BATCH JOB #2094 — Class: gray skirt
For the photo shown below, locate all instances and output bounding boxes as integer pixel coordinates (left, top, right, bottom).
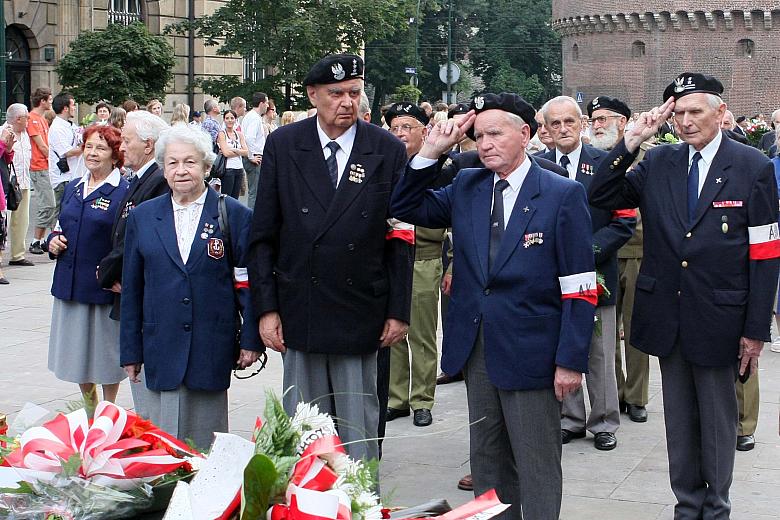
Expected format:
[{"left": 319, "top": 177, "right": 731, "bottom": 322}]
[
  {"left": 145, "top": 386, "right": 228, "bottom": 451},
  {"left": 48, "top": 298, "right": 127, "bottom": 385}
]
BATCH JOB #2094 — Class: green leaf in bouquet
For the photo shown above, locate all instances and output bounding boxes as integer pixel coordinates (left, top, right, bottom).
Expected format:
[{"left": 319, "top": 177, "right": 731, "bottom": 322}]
[
  {"left": 255, "top": 391, "right": 299, "bottom": 458},
  {"left": 0, "top": 480, "right": 36, "bottom": 494},
  {"left": 241, "top": 453, "right": 278, "bottom": 520},
  {"left": 61, "top": 453, "right": 83, "bottom": 478}
]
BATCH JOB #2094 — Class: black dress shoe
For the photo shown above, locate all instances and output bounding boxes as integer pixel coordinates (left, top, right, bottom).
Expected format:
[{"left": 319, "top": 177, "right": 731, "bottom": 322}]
[
  {"left": 413, "top": 408, "right": 433, "bottom": 427},
  {"left": 736, "top": 434, "right": 755, "bottom": 451},
  {"left": 385, "top": 407, "right": 410, "bottom": 422},
  {"left": 436, "top": 372, "right": 464, "bottom": 385},
  {"left": 9, "top": 259, "right": 34, "bottom": 266},
  {"left": 594, "top": 432, "right": 617, "bottom": 451},
  {"left": 561, "top": 429, "right": 586, "bottom": 444},
  {"left": 627, "top": 404, "right": 648, "bottom": 423},
  {"left": 618, "top": 400, "right": 628, "bottom": 414},
  {"left": 29, "top": 241, "right": 45, "bottom": 255},
  {"left": 0, "top": 277, "right": 8, "bottom": 285}
]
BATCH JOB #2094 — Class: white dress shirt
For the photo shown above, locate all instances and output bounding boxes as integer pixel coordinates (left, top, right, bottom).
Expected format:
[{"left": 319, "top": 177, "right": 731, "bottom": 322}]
[
  {"left": 316, "top": 119, "right": 357, "bottom": 187},
  {"left": 48, "top": 116, "right": 82, "bottom": 186},
  {"left": 688, "top": 130, "right": 723, "bottom": 196},
  {"left": 172, "top": 188, "right": 208, "bottom": 264},
  {"left": 242, "top": 109, "right": 266, "bottom": 156},
  {"left": 133, "top": 158, "right": 157, "bottom": 180},
  {"left": 555, "top": 143, "right": 583, "bottom": 181},
  {"left": 492, "top": 157, "right": 531, "bottom": 227}
]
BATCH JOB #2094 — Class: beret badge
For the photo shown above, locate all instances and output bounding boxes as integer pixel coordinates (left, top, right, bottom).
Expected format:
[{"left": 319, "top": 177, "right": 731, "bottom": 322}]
[{"left": 474, "top": 96, "right": 485, "bottom": 110}]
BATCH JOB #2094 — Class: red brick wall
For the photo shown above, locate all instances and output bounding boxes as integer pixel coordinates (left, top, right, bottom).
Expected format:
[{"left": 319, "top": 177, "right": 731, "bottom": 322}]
[{"left": 552, "top": 4, "right": 780, "bottom": 116}]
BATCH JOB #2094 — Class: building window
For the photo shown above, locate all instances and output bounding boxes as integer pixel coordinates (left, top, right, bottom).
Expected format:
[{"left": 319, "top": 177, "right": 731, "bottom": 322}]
[
  {"left": 244, "top": 53, "right": 266, "bottom": 82},
  {"left": 737, "top": 39, "right": 755, "bottom": 58},
  {"left": 631, "top": 41, "right": 646, "bottom": 58},
  {"left": 572, "top": 44, "right": 579, "bottom": 61},
  {"left": 109, "top": 0, "right": 142, "bottom": 25}
]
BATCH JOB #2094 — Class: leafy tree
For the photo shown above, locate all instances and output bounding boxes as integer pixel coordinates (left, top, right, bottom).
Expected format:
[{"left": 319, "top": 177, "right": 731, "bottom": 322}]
[
  {"left": 167, "top": 0, "right": 414, "bottom": 109},
  {"left": 391, "top": 84, "right": 423, "bottom": 103},
  {"left": 56, "top": 23, "right": 175, "bottom": 105}
]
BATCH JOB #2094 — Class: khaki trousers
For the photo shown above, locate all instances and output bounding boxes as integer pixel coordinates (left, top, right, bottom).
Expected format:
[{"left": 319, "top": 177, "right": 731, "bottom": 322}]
[
  {"left": 389, "top": 258, "right": 442, "bottom": 411},
  {"left": 615, "top": 257, "right": 650, "bottom": 406},
  {"left": 9, "top": 189, "right": 31, "bottom": 261},
  {"left": 736, "top": 373, "right": 759, "bottom": 436}
]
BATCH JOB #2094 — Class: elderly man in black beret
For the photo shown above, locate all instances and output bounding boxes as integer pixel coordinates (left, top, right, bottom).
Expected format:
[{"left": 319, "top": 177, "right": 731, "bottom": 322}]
[
  {"left": 589, "top": 73, "right": 780, "bottom": 519},
  {"left": 392, "top": 92, "right": 597, "bottom": 519},
  {"left": 248, "top": 54, "right": 414, "bottom": 462}
]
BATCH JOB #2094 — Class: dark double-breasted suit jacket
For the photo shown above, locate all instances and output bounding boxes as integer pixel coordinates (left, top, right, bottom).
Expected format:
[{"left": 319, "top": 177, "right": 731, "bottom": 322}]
[
  {"left": 589, "top": 134, "right": 780, "bottom": 366},
  {"left": 541, "top": 145, "right": 637, "bottom": 306},
  {"left": 391, "top": 161, "right": 596, "bottom": 390},
  {"left": 119, "top": 187, "right": 262, "bottom": 391},
  {"left": 248, "top": 117, "right": 414, "bottom": 355},
  {"left": 97, "top": 162, "right": 170, "bottom": 318}
]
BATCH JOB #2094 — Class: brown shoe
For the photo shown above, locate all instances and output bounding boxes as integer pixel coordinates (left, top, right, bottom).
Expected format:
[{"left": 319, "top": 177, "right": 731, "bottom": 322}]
[
  {"left": 457, "top": 474, "right": 473, "bottom": 491},
  {"left": 436, "top": 372, "right": 464, "bottom": 385}
]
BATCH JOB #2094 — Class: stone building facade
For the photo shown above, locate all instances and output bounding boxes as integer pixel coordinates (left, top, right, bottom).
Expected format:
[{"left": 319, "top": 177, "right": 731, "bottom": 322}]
[
  {"left": 3, "top": 0, "right": 243, "bottom": 118},
  {"left": 551, "top": 2, "right": 780, "bottom": 116}
]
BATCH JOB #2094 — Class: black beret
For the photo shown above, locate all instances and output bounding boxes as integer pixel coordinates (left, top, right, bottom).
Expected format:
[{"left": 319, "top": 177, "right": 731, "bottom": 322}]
[
  {"left": 663, "top": 72, "right": 724, "bottom": 102},
  {"left": 466, "top": 92, "right": 537, "bottom": 140},
  {"left": 448, "top": 103, "right": 471, "bottom": 119},
  {"left": 385, "top": 102, "right": 430, "bottom": 127},
  {"left": 587, "top": 96, "right": 631, "bottom": 119},
  {"left": 736, "top": 115, "right": 747, "bottom": 124},
  {"left": 303, "top": 53, "right": 363, "bottom": 86}
]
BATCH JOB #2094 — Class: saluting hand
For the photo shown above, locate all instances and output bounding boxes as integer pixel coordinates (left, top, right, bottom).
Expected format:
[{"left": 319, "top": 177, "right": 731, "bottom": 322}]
[
  {"left": 259, "top": 311, "right": 286, "bottom": 353},
  {"left": 738, "top": 336, "right": 763, "bottom": 377},
  {"left": 624, "top": 97, "right": 675, "bottom": 154},
  {"left": 417, "top": 111, "right": 477, "bottom": 161},
  {"left": 554, "top": 366, "right": 583, "bottom": 402},
  {"left": 380, "top": 318, "right": 409, "bottom": 347}
]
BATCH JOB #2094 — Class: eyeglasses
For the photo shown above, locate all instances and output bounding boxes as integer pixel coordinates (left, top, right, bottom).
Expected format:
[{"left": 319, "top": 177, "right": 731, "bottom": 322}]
[
  {"left": 588, "top": 115, "right": 623, "bottom": 125},
  {"left": 389, "top": 123, "right": 424, "bottom": 134}
]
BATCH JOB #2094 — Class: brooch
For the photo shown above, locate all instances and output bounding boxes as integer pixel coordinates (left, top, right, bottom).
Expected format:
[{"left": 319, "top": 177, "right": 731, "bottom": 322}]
[
  {"left": 348, "top": 164, "right": 366, "bottom": 184},
  {"left": 201, "top": 222, "right": 215, "bottom": 239},
  {"left": 207, "top": 237, "right": 224, "bottom": 259},
  {"left": 523, "top": 232, "right": 544, "bottom": 248}
]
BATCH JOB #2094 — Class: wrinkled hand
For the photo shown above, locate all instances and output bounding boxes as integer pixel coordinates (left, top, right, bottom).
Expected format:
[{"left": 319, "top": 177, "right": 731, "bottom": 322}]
[
  {"left": 441, "top": 273, "right": 453, "bottom": 296},
  {"left": 1, "top": 127, "right": 15, "bottom": 147},
  {"left": 259, "top": 312, "right": 285, "bottom": 353},
  {"left": 109, "top": 282, "right": 122, "bottom": 294},
  {"left": 554, "top": 366, "right": 582, "bottom": 402},
  {"left": 237, "top": 349, "right": 260, "bottom": 369},
  {"left": 380, "top": 318, "right": 409, "bottom": 347},
  {"left": 250, "top": 156, "right": 262, "bottom": 166},
  {"left": 625, "top": 97, "right": 675, "bottom": 153},
  {"left": 49, "top": 235, "right": 68, "bottom": 256},
  {"left": 418, "top": 111, "right": 477, "bottom": 160},
  {"left": 738, "top": 336, "right": 763, "bottom": 377},
  {"left": 124, "top": 363, "right": 142, "bottom": 383}
]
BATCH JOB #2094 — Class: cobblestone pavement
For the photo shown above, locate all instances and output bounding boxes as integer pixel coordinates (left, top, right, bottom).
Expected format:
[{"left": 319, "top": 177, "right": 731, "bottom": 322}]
[{"left": 1, "top": 255, "right": 778, "bottom": 519}]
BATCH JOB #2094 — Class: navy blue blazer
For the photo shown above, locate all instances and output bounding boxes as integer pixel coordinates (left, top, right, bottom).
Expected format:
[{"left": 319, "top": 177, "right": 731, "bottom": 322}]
[
  {"left": 589, "top": 135, "right": 780, "bottom": 366},
  {"left": 540, "top": 144, "right": 636, "bottom": 306},
  {"left": 391, "top": 161, "right": 596, "bottom": 390},
  {"left": 49, "top": 174, "right": 129, "bottom": 305},
  {"left": 119, "top": 187, "right": 262, "bottom": 392}
]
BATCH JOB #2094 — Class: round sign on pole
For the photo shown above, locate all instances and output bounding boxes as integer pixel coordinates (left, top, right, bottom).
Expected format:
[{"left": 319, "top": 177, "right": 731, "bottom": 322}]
[{"left": 439, "top": 63, "right": 461, "bottom": 85}]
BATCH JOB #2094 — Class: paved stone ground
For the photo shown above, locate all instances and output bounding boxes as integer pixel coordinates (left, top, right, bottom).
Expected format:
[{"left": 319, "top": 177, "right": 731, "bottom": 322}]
[{"left": 1, "top": 254, "right": 779, "bottom": 519}]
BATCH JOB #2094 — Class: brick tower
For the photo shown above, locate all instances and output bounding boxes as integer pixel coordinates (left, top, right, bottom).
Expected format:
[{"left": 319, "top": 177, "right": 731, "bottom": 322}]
[{"left": 551, "top": 2, "right": 780, "bottom": 116}]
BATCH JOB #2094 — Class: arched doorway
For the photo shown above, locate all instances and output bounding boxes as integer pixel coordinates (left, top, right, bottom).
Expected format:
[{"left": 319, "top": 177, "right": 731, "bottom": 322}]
[{"left": 6, "top": 25, "right": 31, "bottom": 107}]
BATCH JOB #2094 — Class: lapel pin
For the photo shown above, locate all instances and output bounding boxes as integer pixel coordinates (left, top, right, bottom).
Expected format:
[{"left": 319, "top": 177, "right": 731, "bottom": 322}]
[
  {"left": 201, "top": 233, "right": 209, "bottom": 239},
  {"left": 523, "top": 206, "right": 530, "bottom": 213},
  {"left": 716, "top": 178, "right": 722, "bottom": 183}
]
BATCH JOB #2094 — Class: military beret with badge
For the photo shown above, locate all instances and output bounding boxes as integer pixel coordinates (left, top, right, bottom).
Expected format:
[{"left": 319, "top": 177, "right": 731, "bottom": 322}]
[
  {"left": 303, "top": 53, "right": 364, "bottom": 86},
  {"left": 447, "top": 102, "right": 471, "bottom": 119},
  {"left": 466, "top": 92, "right": 538, "bottom": 140},
  {"left": 663, "top": 72, "right": 724, "bottom": 102},
  {"left": 385, "top": 102, "right": 430, "bottom": 127},
  {"left": 587, "top": 96, "right": 631, "bottom": 119}
]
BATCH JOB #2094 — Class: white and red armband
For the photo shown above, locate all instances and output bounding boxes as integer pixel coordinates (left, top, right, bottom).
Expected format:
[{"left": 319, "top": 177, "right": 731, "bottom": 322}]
[
  {"left": 233, "top": 267, "right": 249, "bottom": 289},
  {"left": 748, "top": 223, "right": 780, "bottom": 260},
  {"left": 386, "top": 218, "right": 415, "bottom": 245},
  {"left": 559, "top": 272, "right": 598, "bottom": 305},
  {"left": 612, "top": 209, "right": 637, "bottom": 219}
]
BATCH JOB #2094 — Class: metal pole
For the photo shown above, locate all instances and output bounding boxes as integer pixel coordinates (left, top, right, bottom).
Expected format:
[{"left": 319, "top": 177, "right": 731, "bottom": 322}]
[
  {"left": 414, "top": 0, "right": 421, "bottom": 87},
  {"left": 187, "top": 0, "right": 195, "bottom": 112},
  {"left": 0, "top": 1, "right": 6, "bottom": 122},
  {"left": 446, "top": 0, "right": 452, "bottom": 103}
]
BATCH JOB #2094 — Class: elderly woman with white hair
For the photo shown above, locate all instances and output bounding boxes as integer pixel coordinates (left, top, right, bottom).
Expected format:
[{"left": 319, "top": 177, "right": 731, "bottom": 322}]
[
  {"left": 119, "top": 124, "right": 262, "bottom": 448},
  {"left": 1, "top": 104, "right": 33, "bottom": 274}
]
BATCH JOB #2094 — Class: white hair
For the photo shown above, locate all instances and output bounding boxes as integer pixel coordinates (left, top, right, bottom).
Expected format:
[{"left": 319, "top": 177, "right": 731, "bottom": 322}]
[
  {"left": 358, "top": 92, "right": 371, "bottom": 117},
  {"left": 705, "top": 94, "right": 724, "bottom": 110},
  {"left": 772, "top": 108, "right": 780, "bottom": 122},
  {"left": 541, "top": 96, "right": 582, "bottom": 119},
  {"left": 504, "top": 111, "right": 529, "bottom": 131},
  {"left": 127, "top": 110, "right": 169, "bottom": 142},
  {"left": 155, "top": 124, "right": 216, "bottom": 168},
  {"left": 6, "top": 103, "right": 28, "bottom": 122}
]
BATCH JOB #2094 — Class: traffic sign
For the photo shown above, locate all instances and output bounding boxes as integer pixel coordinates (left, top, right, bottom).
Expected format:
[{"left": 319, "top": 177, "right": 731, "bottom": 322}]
[
  {"left": 439, "top": 63, "right": 461, "bottom": 85},
  {"left": 576, "top": 91, "right": 584, "bottom": 103},
  {"left": 405, "top": 67, "right": 417, "bottom": 74}
]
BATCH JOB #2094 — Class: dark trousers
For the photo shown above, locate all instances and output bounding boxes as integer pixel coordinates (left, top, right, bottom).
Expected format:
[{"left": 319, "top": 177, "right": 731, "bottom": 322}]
[
  {"left": 221, "top": 168, "right": 244, "bottom": 199},
  {"left": 659, "top": 344, "right": 738, "bottom": 520},
  {"left": 376, "top": 346, "right": 390, "bottom": 458}
]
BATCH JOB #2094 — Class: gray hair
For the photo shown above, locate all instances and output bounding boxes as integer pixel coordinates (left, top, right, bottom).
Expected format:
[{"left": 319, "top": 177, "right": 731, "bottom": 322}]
[
  {"left": 541, "top": 96, "right": 582, "bottom": 120},
  {"left": 127, "top": 110, "right": 169, "bottom": 142},
  {"left": 504, "top": 111, "right": 530, "bottom": 132},
  {"left": 204, "top": 98, "right": 218, "bottom": 113},
  {"left": 155, "top": 123, "right": 216, "bottom": 169},
  {"left": 358, "top": 92, "right": 371, "bottom": 118},
  {"left": 705, "top": 94, "right": 724, "bottom": 110},
  {"left": 6, "top": 103, "right": 28, "bottom": 122}
]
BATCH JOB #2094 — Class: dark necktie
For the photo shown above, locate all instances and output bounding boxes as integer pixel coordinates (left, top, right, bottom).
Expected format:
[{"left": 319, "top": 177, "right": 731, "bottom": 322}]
[
  {"left": 325, "top": 141, "right": 340, "bottom": 188},
  {"left": 559, "top": 154, "right": 570, "bottom": 171},
  {"left": 489, "top": 179, "right": 510, "bottom": 272},
  {"left": 687, "top": 152, "right": 701, "bottom": 223},
  {"left": 128, "top": 174, "right": 138, "bottom": 187}
]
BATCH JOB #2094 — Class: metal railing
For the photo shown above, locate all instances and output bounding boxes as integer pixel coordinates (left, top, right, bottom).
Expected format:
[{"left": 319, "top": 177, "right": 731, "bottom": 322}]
[{"left": 108, "top": 9, "right": 141, "bottom": 25}]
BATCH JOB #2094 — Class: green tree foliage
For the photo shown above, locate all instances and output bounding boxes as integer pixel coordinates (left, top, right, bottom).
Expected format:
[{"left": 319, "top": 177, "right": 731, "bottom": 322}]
[
  {"left": 56, "top": 23, "right": 175, "bottom": 105},
  {"left": 391, "top": 84, "right": 423, "bottom": 103},
  {"left": 168, "top": 0, "right": 414, "bottom": 108}
]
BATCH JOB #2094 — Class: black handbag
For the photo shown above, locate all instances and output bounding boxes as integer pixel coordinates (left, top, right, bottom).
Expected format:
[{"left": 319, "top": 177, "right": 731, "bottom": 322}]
[
  {"left": 5, "top": 163, "right": 21, "bottom": 212},
  {"left": 217, "top": 194, "right": 266, "bottom": 378},
  {"left": 211, "top": 135, "right": 227, "bottom": 179}
]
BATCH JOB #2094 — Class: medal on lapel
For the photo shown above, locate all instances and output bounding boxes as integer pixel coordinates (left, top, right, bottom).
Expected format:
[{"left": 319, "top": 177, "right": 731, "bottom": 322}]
[
  {"left": 201, "top": 223, "right": 214, "bottom": 239},
  {"left": 208, "top": 237, "right": 225, "bottom": 259},
  {"left": 121, "top": 200, "right": 134, "bottom": 219},
  {"left": 523, "top": 232, "right": 544, "bottom": 248},
  {"left": 580, "top": 163, "right": 594, "bottom": 176},
  {"left": 91, "top": 197, "right": 111, "bottom": 211},
  {"left": 348, "top": 164, "right": 366, "bottom": 184}
]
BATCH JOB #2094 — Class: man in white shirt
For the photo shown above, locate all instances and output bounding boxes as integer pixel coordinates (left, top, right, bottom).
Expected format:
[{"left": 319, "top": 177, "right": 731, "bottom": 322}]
[
  {"left": 241, "top": 92, "right": 268, "bottom": 210},
  {"left": 48, "top": 92, "right": 82, "bottom": 210}
]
